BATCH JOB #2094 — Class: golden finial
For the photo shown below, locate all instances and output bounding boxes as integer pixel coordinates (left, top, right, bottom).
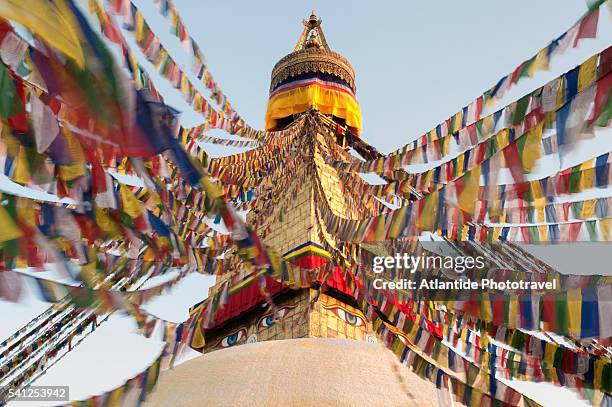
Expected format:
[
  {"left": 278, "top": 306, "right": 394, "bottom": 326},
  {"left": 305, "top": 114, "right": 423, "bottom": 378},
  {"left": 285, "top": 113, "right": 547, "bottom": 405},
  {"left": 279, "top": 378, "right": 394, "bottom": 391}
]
[
  {"left": 305, "top": 12, "right": 320, "bottom": 29},
  {"left": 295, "top": 12, "right": 328, "bottom": 51},
  {"left": 274, "top": 12, "right": 355, "bottom": 93}
]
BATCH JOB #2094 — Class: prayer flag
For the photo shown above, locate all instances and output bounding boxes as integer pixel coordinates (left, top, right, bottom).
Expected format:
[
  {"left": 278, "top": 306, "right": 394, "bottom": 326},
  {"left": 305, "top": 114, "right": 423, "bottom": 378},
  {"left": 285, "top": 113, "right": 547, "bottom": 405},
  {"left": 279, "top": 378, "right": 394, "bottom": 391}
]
[{"left": 0, "top": 0, "right": 85, "bottom": 67}]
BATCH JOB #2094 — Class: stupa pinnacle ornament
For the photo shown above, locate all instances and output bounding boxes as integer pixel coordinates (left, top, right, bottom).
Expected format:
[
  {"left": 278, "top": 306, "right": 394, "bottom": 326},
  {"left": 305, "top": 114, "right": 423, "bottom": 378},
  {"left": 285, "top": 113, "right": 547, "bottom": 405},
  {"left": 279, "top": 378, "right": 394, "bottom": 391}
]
[
  {"left": 294, "top": 12, "right": 330, "bottom": 51},
  {"left": 266, "top": 13, "right": 361, "bottom": 133}
]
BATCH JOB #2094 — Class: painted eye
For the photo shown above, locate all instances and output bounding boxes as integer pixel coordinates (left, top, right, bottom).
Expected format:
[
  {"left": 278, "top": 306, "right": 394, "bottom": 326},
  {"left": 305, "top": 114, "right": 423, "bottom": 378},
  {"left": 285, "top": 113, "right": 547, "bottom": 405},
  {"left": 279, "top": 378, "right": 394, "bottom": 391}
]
[
  {"left": 396, "top": 333, "right": 411, "bottom": 347},
  {"left": 220, "top": 328, "right": 246, "bottom": 347},
  {"left": 257, "top": 306, "right": 294, "bottom": 329},
  {"left": 325, "top": 306, "right": 365, "bottom": 327},
  {"left": 386, "top": 324, "right": 412, "bottom": 347},
  {"left": 260, "top": 315, "right": 275, "bottom": 328}
]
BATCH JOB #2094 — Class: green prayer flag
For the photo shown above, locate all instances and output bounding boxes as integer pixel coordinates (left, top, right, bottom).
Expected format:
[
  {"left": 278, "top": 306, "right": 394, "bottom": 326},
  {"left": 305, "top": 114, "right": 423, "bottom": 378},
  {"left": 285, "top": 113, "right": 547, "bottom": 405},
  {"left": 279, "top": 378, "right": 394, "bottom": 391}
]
[
  {"left": 554, "top": 292, "right": 569, "bottom": 335},
  {"left": 569, "top": 167, "right": 582, "bottom": 193},
  {"left": 0, "top": 62, "right": 18, "bottom": 119},
  {"left": 512, "top": 95, "right": 530, "bottom": 125},
  {"left": 585, "top": 220, "right": 598, "bottom": 241},
  {"left": 517, "top": 56, "right": 536, "bottom": 81}
]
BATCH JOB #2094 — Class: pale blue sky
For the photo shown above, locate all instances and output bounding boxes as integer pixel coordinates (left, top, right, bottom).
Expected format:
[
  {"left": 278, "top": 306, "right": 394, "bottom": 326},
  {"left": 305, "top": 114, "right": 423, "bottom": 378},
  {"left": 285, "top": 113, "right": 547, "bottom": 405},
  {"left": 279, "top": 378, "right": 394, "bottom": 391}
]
[
  {"left": 152, "top": 0, "right": 612, "bottom": 153},
  {"left": 1, "top": 2, "right": 611, "bottom": 406}
]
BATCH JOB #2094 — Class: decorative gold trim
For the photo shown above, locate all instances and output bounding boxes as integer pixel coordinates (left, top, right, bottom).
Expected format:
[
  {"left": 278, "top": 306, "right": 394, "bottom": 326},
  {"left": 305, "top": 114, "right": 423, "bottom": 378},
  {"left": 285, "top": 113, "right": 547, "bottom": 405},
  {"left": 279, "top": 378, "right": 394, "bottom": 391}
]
[
  {"left": 270, "top": 13, "right": 356, "bottom": 94},
  {"left": 270, "top": 49, "right": 356, "bottom": 93}
]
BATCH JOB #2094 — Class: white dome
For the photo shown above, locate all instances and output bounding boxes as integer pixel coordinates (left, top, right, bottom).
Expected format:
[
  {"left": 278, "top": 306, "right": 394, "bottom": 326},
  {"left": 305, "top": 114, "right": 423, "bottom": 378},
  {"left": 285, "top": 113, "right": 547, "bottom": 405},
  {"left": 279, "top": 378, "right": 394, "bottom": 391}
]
[{"left": 145, "top": 338, "right": 442, "bottom": 407}]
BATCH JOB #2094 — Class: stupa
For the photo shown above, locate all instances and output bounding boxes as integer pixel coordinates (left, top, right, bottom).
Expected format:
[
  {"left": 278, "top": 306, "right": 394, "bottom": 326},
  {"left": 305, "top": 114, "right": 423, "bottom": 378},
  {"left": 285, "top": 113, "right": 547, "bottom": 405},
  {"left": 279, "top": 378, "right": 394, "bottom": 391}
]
[
  {"left": 192, "top": 12, "right": 393, "bottom": 353},
  {"left": 146, "top": 13, "right": 444, "bottom": 407}
]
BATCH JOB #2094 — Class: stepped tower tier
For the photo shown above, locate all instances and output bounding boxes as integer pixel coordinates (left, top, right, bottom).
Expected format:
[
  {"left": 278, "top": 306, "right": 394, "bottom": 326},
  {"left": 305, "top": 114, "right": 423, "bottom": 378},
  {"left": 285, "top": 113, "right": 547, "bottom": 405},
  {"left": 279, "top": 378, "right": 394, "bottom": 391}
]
[
  {"left": 265, "top": 13, "right": 362, "bottom": 134},
  {"left": 195, "top": 15, "right": 385, "bottom": 354}
]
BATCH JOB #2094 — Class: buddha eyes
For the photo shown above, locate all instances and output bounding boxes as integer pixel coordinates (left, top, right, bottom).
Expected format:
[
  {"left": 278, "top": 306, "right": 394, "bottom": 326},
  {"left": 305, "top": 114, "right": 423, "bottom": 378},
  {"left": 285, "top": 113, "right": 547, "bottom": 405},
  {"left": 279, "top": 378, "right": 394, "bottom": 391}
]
[
  {"left": 323, "top": 305, "right": 365, "bottom": 327},
  {"left": 259, "top": 315, "right": 276, "bottom": 328},
  {"left": 257, "top": 306, "right": 294, "bottom": 328},
  {"left": 395, "top": 332, "right": 411, "bottom": 347},
  {"left": 385, "top": 324, "right": 412, "bottom": 347},
  {"left": 214, "top": 306, "right": 297, "bottom": 348},
  {"left": 220, "top": 328, "right": 247, "bottom": 348}
]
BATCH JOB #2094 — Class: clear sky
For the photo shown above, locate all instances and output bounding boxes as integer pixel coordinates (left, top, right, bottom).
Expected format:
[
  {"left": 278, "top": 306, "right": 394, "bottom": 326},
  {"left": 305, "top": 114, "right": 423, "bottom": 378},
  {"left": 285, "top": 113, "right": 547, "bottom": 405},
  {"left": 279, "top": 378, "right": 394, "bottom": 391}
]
[
  {"left": 155, "top": 0, "right": 612, "bottom": 153},
  {"left": 1, "top": 2, "right": 611, "bottom": 406}
]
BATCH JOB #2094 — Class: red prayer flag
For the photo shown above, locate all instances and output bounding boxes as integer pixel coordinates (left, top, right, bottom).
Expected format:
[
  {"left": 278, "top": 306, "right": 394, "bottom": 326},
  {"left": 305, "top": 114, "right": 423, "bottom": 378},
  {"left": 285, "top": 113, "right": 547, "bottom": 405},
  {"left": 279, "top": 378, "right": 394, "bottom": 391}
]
[
  {"left": 475, "top": 96, "right": 483, "bottom": 121},
  {"left": 574, "top": 8, "right": 599, "bottom": 47},
  {"left": 590, "top": 72, "right": 611, "bottom": 125},
  {"left": 599, "top": 45, "right": 612, "bottom": 79},
  {"left": 542, "top": 294, "right": 557, "bottom": 331},
  {"left": 502, "top": 143, "right": 528, "bottom": 198},
  {"left": 511, "top": 61, "right": 528, "bottom": 84},
  {"left": 568, "top": 222, "right": 582, "bottom": 241}
]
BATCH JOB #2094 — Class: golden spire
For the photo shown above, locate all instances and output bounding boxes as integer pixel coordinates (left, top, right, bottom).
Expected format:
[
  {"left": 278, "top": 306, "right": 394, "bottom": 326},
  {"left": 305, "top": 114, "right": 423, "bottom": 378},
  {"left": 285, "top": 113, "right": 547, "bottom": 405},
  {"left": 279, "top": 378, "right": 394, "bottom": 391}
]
[
  {"left": 293, "top": 12, "right": 329, "bottom": 51},
  {"left": 270, "top": 13, "right": 356, "bottom": 94}
]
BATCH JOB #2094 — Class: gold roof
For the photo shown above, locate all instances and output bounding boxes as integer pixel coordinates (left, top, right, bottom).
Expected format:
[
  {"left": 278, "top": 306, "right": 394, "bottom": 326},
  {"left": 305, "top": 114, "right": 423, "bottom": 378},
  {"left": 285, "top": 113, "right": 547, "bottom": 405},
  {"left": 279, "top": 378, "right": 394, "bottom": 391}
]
[{"left": 270, "top": 13, "right": 356, "bottom": 94}]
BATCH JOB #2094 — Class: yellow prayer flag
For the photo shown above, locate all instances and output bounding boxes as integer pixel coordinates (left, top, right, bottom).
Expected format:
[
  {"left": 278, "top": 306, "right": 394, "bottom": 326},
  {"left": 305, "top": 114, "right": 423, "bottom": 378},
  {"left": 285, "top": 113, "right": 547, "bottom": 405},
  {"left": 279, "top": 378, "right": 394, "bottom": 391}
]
[
  {"left": 581, "top": 199, "right": 597, "bottom": 219},
  {"left": 0, "top": 205, "right": 22, "bottom": 243},
  {"left": 441, "top": 135, "right": 451, "bottom": 155},
  {"left": 388, "top": 204, "right": 407, "bottom": 239},
  {"left": 482, "top": 115, "right": 494, "bottom": 135},
  {"left": 594, "top": 357, "right": 610, "bottom": 391},
  {"left": 567, "top": 289, "right": 582, "bottom": 337},
  {"left": 105, "top": 387, "right": 125, "bottom": 407},
  {"left": 191, "top": 316, "right": 206, "bottom": 349},
  {"left": 12, "top": 147, "right": 30, "bottom": 185},
  {"left": 58, "top": 129, "right": 86, "bottom": 181},
  {"left": 600, "top": 219, "right": 611, "bottom": 241},
  {"left": 495, "top": 129, "right": 510, "bottom": 151},
  {"left": 154, "top": 48, "right": 168, "bottom": 70},
  {"left": 422, "top": 169, "right": 433, "bottom": 189},
  {"left": 543, "top": 342, "right": 557, "bottom": 365},
  {"left": 1, "top": 127, "right": 20, "bottom": 158},
  {"left": 129, "top": 53, "right": 143, "bottom": 88},
  {"left": 58, "top": 163, "right": 86, "bottom": 181},
  {"left": 373, "top": 215, "right": 386, "bottom": 241},
  {"left": 528, "top": 48, "right": 550, "bottom": 76},
  {"left": 192, "top": 93, "right": 203, "bottom": 112},
  {"left": 201, "top": 177, "right": 223, "bottom": 200},
  {"left": 480, "top": 292, "right": 492, "bottom": 322},
  {"left": 416, "top": 190, "right": 438, "bottom": 231},
  {"left": 457, "top": 166, "right": 481, "bottom": 215},
  {"left": 459, "top": 225, "right": 469, "bottom": 241},
  {"left": 79, "top": 260, "right": 100, "bottom": 287},
  {"left": 470, "top": 388, "right": 484, "bottom": 406},
  {"left": 94, "top": 206, "right": 120, "bottom": 235},
  {"left": 578, "top": 55, "right": 598, "bottom": 93},
  {"left": 556, "top": 79, "right": 566, "bottom": 110},
  {"left": 134, "top": 10, "right": 145, "bottom": 42},
  {"left": 579, "top": 168, "right": 595, "bottom": 191},
  {"left": 492, "top": 227, "right": 503, "bottom": 242},
  {"left": 538, "top": 225, "right": 548, "bottom": 242},
  {"left": 16, "top": 197, "right": 36, "bottom": 227},
  {"left": 15, "top": 256, "right": 26, "bottom": 268},
  {"left": 120, "top": 185, "right": 144, "bottom": 218},
  {"left": 521, "top": 122, "right": 544, "bottom": 172},
  {"left": 453, "top": 110, "right": 463, "bottom": 132},
  {"left": 536, "top": 206, "right": 545, "bottom": 222},
  {"left": 0, "top": 0, "right": 86, "bottom": 67},
  {"left": 456, "top": 154, "right": 465, "bottom": 177},
  {"left": 508, "top": 296, "right": 518, "bottom": 329}
]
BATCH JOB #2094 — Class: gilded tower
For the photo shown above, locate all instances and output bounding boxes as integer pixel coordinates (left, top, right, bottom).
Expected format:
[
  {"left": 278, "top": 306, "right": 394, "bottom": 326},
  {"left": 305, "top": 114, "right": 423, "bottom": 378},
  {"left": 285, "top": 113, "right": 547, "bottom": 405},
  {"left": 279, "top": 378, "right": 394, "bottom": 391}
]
[{"left": 198, "top": 13, "right": 386, "bottom": 352}]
